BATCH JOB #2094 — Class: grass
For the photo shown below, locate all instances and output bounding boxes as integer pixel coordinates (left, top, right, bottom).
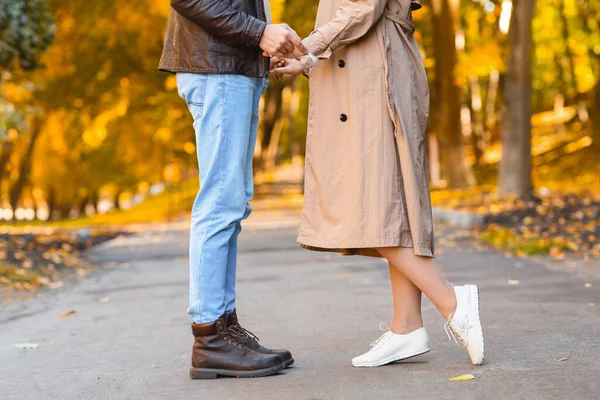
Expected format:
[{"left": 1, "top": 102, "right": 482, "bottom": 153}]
[
  {"left": 3, "top": 179, "right": 200, "bottom": 230},
  {"left": 480, "top": 225, "right": 575, "bottom": 256}
]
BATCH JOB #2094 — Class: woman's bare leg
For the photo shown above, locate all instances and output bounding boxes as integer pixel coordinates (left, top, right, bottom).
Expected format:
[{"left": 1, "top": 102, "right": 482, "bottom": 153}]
[
  {"left": 378, "top": 247, "right": 456, "bottom": 320},
  {"left": 388, "top": 263, "right": 424, "bottom": 334}
]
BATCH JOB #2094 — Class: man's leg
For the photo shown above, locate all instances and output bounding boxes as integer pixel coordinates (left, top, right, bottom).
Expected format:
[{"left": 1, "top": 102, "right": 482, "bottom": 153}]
[
  {"left": 219, "top": 79, "right": 295, "bottom": 368},
  {"left": 177, "top": 73, "right": 260, "bottom": 324},
  {"left": 223, "top": 77, "right": 269, "bottom": 313}
]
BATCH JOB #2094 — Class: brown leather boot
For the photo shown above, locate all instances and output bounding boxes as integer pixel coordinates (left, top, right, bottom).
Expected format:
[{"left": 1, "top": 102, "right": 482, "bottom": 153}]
[
  {"left": 227, "top": 310, "right": 295, "bottom": 367},
  {"left": 190, "top": 314, "right": 285, "bottom": 379}
]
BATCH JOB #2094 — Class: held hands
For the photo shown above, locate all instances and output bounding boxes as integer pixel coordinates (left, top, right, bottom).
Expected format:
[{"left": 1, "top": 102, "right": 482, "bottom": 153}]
[
  {"left": 260, "top": 23, "right": 307, "bottom": 80},
  {"left": 259, "top": 24, "right": 307, "bottom": 59},
  {"left": 269, "top": 58, "right": 303, "bottom": 81}
]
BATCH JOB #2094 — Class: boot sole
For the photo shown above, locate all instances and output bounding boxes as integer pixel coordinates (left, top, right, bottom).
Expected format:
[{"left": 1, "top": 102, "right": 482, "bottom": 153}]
[
  {"left": 352, "top": 347, "right": 431, "bottom": 368},
  {"left": 285, "top": 358, "right": 295, "bottom": 368},
  {"left": 189, "top": 363, "right": 285, "bottom": 379}
]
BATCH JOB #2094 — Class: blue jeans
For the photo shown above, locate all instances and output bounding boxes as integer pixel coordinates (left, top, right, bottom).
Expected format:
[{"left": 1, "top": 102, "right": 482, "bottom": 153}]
[{"left": 176, "top": 73, "right": 268, "bottom": 324}]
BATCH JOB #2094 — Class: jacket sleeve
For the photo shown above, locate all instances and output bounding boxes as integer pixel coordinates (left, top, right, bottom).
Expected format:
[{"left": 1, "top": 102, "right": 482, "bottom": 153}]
[
  {"left": 170, "top": 0, "right": 267, "bottom": 47},
  {"left": 302, "top": 0, "right": 388, "bottom": 59}
]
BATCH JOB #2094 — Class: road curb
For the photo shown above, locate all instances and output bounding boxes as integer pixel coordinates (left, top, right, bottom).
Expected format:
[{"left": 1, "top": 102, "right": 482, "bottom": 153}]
[{"left": 432, "top": 207, "right": 488, "bottom": 228}]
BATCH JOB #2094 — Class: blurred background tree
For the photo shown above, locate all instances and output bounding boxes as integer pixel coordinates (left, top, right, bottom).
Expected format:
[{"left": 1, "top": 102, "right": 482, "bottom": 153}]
[
  {"left": 1, "top": 0, "right": 600, "bottom": 224},
  {"left": 499, "top": 0, "right": 535, "bottom": 198},
  {"left": 0, "top": 0, "right": 54, "bottom": 72},
  {"left": 1, "top": 0, "right": 54, "bottom": 214}
]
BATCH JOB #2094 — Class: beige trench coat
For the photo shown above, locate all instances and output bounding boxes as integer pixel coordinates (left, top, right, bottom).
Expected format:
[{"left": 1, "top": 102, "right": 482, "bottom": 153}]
[{"left": 297, "top": 0, "right": 434, "bottom": 257}]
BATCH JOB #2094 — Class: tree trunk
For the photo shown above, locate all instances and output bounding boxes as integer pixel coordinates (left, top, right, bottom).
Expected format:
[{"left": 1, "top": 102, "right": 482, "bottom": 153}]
[
  {"left": 78, "top": 195, "right": 89, "bottom": 216},
  {"left": 58, "top": 202, "right": 72, "bottom": 219},
  {"left": 90, "top": 188, "right": 100, "bottom": 214},
  {"left": 430, "top": 0, "right": 475, "bottom": 188},
  {"left": 46, "top": 186, "right": 56, "bottom": 221},
  {"left": 553, "top": 54, "right": 567, "bottom": 97},
  {"left": 258, "top": 84, "right": 284, "bottom": 167},
  {"left": 0, "top": 141, "right": 12, "bottom": 176},
  {"left": 484, "top": 70, "right": 500, "bottom": 137},
  {"left": 499, "top": 0, "right": 535, "bottom": 198},
  {"left": 558, "top": 0, "right": 578, "bottom": 101},
  {"left": 264, "top": 123, "right": 282, "bottom": 171},
  {"left": 469, "top": 76, "right": 484, "bottom": 166},
  {"left": 0, "top": 141, "right": 12, "bottom": 200},
  {"left": 575, "top": 0, "right": 600, "bottom": 145},
  {"left": 591, "top": 79, "right": 600, "bottom": 147},
  {"left": 113, "top": 189, "right": 122, "bottom": 210},
  {"left": 9, "top": 118, "right": 42, "bottom": 216}
]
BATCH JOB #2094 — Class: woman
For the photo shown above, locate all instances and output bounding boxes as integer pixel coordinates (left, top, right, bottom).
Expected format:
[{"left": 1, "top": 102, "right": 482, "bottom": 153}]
[{"left": 271, "top": 0, "right": 485, "bottom": 367}]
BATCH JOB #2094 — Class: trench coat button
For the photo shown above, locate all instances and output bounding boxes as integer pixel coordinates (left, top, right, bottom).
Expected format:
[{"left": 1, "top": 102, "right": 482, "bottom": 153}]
[
  {"left": 340, "top": 114, "right": 348, "bottom": 122},
  {"left": 338, "top": 60, "right": 345, "bottom": 68}
]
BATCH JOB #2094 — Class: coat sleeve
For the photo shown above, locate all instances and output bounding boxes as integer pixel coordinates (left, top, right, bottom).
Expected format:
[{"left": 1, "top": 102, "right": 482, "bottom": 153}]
[
  {"left": 302, "top": 0, "right": 388, "bottom": 59},
  {"left": 170, "top": 0, "right": 267, "bottom": 47}
]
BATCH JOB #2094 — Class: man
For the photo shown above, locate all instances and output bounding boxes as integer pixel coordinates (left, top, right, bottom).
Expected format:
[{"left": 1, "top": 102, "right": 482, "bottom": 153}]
[{"left": 159, "top": 0, "right": 306, "bottom": 379}]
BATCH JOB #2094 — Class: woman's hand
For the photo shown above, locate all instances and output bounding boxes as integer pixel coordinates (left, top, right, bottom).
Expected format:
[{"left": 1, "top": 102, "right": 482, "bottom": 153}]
[
  {"left": 270, "top": 58, "right": 303, "bottom": 77},
  {"left": 269, "top": 57, "right": 288, "bottom": 82},
  {"left": 270, "top": 56, "right": 286, "bottom": 71}
]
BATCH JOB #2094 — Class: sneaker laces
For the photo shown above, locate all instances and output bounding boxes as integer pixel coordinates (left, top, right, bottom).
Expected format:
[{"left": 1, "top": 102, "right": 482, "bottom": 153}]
[
  {"left": 369, "top": 322, "right": 393, "bottom": 349},
  {"left": 444, "top": 314, "right": 471, "bottom": 346}
]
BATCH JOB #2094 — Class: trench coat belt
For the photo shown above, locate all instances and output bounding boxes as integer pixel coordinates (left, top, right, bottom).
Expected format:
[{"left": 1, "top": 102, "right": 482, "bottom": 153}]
[{"left": 384, "top": 11, "right": 415, "bottom": 34}]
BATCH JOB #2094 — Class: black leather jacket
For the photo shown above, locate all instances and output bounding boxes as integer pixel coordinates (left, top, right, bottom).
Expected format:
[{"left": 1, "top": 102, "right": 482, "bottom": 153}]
[{"left": 159, "top": 0, "right": 270, "bottom": 78}]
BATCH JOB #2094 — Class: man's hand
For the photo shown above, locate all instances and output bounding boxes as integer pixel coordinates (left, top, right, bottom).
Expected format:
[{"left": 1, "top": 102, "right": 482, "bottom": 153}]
[{"left": 259, "top": 24, "right": 307, "bottom": 59}]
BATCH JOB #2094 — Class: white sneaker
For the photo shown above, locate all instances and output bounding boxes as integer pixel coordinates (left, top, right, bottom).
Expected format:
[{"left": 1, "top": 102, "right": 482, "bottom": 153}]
[
  {"left": 445, "top": 284, "right": 485, "bottom": 365},
  {"left": 352, "top": 323, "right": 430, "bottom": 367}
]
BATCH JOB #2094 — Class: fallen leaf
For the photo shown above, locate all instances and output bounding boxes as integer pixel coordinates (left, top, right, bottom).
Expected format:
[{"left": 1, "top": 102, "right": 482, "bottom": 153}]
[
  {"left": 449, "top": 374, "right": 475, "bottom": 381},
  {"left": 549, "top": 247, "right": 566, "bottom": 260},
  {"left": 14, "top": 343, "right": 40, "bottom": 350},
  {"left": 76, "top": 268, "right": 88, "bottom": 277},
  {"left": 48, "top": 281, "right": 64, "bottom": 289},
  {"left": 37, "top": 276, "right": 50, "bottom": 286},
  {"left": 58, "top": 309, "right": 76, "bottom": 317},
  {"left": 556, "top": 357, "right": 568, "bottom": 362},
  {"left": 508, "top": 280, "right": 520, "bottom": 285},
  {"left": 584, "top": 283, "right": 592, "bottom": 288},
  {"left": 588, "top": 303, "right": 596, "bottom": 307},
  {"left": 342, "top": 273, "right": 355, "bottom": 279},
  {"left": 98, "top": 297, "right": 111, "bottom": 304}
]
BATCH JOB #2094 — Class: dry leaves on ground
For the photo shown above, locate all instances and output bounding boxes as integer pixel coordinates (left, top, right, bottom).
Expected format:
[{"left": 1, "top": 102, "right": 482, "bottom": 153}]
[{"left": 0, "top": 230, "right": 123, "bottom": 291}]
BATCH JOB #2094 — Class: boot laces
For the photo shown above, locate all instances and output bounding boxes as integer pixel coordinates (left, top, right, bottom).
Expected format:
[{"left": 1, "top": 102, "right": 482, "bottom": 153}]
[
  {"left": 217, "top": 321, "right": 244, "bottom": 349},
  {"left": 229, "top": 324, "right": 260, "bottom": 343},
  {"left": 369, "top": 322, "right": 393, "bottom": 349}
]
